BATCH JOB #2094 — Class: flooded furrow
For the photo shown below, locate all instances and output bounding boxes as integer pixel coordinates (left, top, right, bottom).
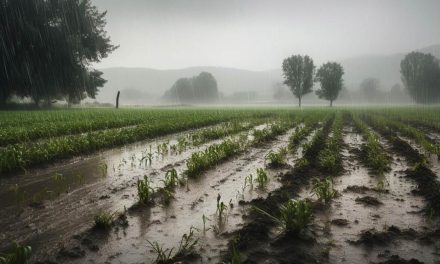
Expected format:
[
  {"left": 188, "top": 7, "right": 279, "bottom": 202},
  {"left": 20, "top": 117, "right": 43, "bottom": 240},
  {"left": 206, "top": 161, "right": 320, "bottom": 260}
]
[
  {"left": 306, "top": 127, "right": 439, "bottom": 263},
  {"left": 62, "top": 129, "right": 295, "bottom": 264},
  {"left": 0, "top": 124, "right": 261, "bottom": 260}
]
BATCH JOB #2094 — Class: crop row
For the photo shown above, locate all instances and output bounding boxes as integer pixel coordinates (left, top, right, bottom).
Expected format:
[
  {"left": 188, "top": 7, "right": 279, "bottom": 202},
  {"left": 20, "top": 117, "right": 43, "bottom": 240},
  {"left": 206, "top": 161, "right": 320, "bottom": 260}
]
[
  {"left": 0, "top": 114, "right": 266, "bottom": 174},
  {"left": 351, "top": 113, "right": 391, "bottom": 174},
  {"left": 0, "top": 108, "right": 282, "bottom": 146}
]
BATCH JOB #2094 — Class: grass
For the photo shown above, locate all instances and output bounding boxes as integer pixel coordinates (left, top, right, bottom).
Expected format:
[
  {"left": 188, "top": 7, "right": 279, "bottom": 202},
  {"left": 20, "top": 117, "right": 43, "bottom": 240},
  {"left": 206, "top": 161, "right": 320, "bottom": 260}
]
[{"left": 254, "top": 199, "right": 312, "bottom": 234}]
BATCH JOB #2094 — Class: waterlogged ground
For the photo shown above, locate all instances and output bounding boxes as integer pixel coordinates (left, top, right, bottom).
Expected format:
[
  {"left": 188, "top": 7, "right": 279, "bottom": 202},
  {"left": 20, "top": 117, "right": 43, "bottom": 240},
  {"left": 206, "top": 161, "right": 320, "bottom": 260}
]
[
  {"left": 0, "top": 124, "right": 243, "bottom": 260},
  {"left": 67, "top": 129, "right": 295, "bottom": 264},
  {"left": 298, "top": 127, "right": 440, "bottom": 263},
  {"left": 2, "top": 111, "right": 440, "bottom": 264}
]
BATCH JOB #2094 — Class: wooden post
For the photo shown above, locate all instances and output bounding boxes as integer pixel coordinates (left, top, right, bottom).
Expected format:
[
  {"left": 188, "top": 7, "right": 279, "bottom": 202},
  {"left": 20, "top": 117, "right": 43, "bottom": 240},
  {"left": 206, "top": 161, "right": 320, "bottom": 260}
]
[{"left": 116, "top": 91, "right": 120, "bottom": 109}]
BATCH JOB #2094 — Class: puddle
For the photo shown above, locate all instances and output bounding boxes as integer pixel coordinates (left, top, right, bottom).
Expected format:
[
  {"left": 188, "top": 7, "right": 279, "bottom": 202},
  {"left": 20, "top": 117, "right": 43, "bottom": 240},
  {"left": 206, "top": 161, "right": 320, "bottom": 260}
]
[
  {"left": 0, "top": 124, "right": 261, "bottom": 258},
  {"left": 61, "top": 129, "right": 296, "bottom": 264}
]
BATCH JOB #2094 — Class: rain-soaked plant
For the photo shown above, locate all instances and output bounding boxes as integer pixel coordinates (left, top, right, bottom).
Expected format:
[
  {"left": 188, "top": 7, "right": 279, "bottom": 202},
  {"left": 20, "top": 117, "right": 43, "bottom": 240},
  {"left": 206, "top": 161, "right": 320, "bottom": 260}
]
[
  {"left": 94, "top": 211, "right": 115, "bottom": 230},
  {"left": 202, "top": 214, "right": 211, "bottom": 233},
  {"left": 244, "top": 174, "right": 253, "bottom": 191},
  {"left": 254, "top": 168, "right": 268, "bottom": 188},
  {"left": 254, "top": 199, "right": 312, "bottom": 234},
  {"left": 311, "top": 177, "right": 337, "bottom": 204},
  {"left": 162, "top": 169, "right": 179, "bottom": 190},
  {"left": 265, "top": 148, "right": 287, "bottom": 167},
  {"left": 177, "top": 137, "right": 189, "bottom": 153},
  {"left": 229, "top": 239, "right": 241, "bottom": 264},
  {"left": 0, "top": 241, "right": 32, "bottom": 264},
  {"left": 147, "top": 226, "right": 199, "bottom": 263},
  {"left": 137, "top": 175, "right": 154, "bottom": 204}
]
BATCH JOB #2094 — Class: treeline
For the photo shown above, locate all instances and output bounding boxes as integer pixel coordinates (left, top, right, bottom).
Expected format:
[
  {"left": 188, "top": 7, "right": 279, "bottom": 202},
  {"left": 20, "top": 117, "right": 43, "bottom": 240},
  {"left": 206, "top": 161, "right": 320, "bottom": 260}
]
[
  {"left": 0, "top": 0, "right": 116, "bottom": 107},
  {"left": 163, "top": 72, "right": 219, "bottom": 104},
  {"left": 281, "top": 52, "right": 440, "bottom": 106}
]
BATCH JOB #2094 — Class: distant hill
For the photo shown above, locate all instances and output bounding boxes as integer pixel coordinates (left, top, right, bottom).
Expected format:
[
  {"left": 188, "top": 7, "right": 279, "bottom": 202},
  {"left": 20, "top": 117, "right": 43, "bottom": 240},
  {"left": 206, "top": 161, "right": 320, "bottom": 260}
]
[
  {"left": 96, "top": 44, "right": 440, "bottom": 104},
  {"left": 95, "top": 66, "right": 281, "bottom": 104}
]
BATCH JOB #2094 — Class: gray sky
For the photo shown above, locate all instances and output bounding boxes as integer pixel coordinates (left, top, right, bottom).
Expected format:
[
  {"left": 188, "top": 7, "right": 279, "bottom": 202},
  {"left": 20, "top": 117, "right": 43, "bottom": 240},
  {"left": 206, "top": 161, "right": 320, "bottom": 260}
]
[{"left": 92, "top": 0, "right": 440, "bottom": 71}]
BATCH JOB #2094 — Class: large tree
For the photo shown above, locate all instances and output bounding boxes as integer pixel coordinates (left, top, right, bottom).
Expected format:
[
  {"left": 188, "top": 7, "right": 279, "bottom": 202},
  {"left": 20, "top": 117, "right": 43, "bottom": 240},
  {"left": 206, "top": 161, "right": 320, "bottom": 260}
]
[
  {"left": 163, "top": 72, "right": 219, "bottom": 104},
  {"left": 315, "top": 62, "right": 344, "bottom": 107},
  {"left": 282, "top": 55, "right": 315, "bottom": 107},
  {"left": 0, "top": 0, "right": 117, "bottom": 107},
  {"left": 400, "top": 52, "right": 440, "bottom": 104}
]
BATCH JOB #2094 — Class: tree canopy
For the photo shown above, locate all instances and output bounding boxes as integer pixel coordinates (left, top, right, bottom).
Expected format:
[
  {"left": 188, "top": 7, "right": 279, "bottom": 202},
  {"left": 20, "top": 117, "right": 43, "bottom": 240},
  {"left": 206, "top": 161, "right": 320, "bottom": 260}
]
[
  {"left": 400, "top": 52, "right": 440, "bottom": 104},
  {"left": 0, "top": 0, "right": 117, "bottom": 106},
  {"left": 315, "top": 62, "right": 344, "bottom": 107},
  {"left": 282, "top": 55, "right": 315, "bottom": 107},
  {"left": 163, "top": 72, "right": 219, "bottom": 104}
]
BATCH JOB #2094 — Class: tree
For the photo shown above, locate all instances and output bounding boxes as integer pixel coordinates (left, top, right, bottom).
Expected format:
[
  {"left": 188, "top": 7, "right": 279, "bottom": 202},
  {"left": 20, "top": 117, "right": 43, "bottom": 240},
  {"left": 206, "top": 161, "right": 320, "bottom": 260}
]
[
  {"left": 282, "top": 55, "right": 315, "bottom": 107},
  {"left": 163, "top": 72, "right": 219, "bottom": 104},
  {"left": 400, "top": 52, "right": 440, "bottom": 104},
  {"left": 192, "top": 72, "right": 218, "bottom": 102},
  {"left": 315, "top": 62, "right": 344, "bottom": 107},
  {"left": 0, "top": 0, "right": 117, "bottom": 107},
  {"left": 360, "top": 78, "right": 380, "bottom": 103}
]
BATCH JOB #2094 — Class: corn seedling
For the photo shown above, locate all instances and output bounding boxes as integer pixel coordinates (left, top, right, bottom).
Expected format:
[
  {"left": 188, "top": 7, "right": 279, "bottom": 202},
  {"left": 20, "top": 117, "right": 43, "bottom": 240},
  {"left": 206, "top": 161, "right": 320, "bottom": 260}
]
[
  {"left": 147, "top": 240, "right": 174, "bottom": 264},
  {"left": 265, "top": 149, "right": 286, "bottom": 167},
  {"left": 202, "top": 214, "right": 211, "bottom": 232},
  {"left": 254, "top": 168, "right": 268, "bottom": 188},
  {"left": 0, "top": 241, "right": 32, "bottom": 264},
  {"left": 137, "top": 176, "right": 154, "bottom": 204},
  {"left": 230, "top": 239, "right": 241, "bottom": 264},
  {"left": 311, "top": 177, "right": 337, "bottom": 204},
  {"left": 94, "top": 211, "right": 115, "bottom": 230},
  {"left": 162, "top": 169, "right": 179, "bottom": 190},
  {"left": 254, "top": 199, "right": 312, "bottom": 234}
]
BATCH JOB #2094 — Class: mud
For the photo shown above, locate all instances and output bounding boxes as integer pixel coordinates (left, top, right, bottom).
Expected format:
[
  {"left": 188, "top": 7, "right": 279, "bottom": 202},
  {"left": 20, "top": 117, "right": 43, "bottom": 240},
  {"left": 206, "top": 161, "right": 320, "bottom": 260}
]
[
  {"left": 0, "top": 124, "right": 258, "bottom": 261},
  {"left": 38, "top": 128, "right": 296, "bottom": 263}
]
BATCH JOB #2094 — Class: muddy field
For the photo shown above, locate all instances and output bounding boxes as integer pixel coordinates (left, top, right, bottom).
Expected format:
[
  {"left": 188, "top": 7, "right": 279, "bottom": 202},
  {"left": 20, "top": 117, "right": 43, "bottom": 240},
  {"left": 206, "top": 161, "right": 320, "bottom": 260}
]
[{"left": 1, "top": 107, "right": 440, "bottom": 264}]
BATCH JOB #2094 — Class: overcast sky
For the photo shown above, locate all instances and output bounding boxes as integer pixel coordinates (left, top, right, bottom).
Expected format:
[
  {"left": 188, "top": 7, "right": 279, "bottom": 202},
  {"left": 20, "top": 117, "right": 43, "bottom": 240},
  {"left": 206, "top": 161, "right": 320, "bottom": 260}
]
[{"left": 92, "top": 0, "right": 440, "bottom": 71}]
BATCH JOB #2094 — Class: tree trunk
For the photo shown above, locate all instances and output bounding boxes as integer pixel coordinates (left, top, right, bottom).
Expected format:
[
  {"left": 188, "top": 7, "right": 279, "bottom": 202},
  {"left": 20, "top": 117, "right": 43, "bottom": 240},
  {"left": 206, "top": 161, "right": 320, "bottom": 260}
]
[
  {"left": 330, "top": 100, "right": 333, "bottom": 107},
  {"left": 298, "top": 97, "right": 302, "bottom": 108},
  {"left": 116, "top": 91, "right": 120, "bottom": 109}
]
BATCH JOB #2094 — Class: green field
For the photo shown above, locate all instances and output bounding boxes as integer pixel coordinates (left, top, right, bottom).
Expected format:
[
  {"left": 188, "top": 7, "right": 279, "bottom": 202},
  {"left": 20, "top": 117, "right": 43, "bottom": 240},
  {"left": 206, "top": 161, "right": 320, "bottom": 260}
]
[{"left": 1, "top": 106, "right": 440, "bottom": 263}]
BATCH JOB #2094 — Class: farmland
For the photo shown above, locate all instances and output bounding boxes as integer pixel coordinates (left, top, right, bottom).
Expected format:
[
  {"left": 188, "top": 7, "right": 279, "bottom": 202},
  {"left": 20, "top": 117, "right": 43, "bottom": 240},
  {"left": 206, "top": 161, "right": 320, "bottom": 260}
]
[{"left": 1, "top": 107, "right": 440, "bottom": 263}]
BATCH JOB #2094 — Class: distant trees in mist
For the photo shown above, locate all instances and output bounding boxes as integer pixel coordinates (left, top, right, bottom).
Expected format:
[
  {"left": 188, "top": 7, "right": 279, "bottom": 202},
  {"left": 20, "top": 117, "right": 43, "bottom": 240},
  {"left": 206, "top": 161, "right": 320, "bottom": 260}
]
[
  {"left": 0, "top": 0, "right": 117, "bottom": 107},
  {"left": 163, "top": 72, "right": 218, "bottom": 104},
  {"left": 282, "top": 55, "right": 345, "bottom": 107},
  {"left": 400, "top": 52, "right": 440, "bottom": 104}
]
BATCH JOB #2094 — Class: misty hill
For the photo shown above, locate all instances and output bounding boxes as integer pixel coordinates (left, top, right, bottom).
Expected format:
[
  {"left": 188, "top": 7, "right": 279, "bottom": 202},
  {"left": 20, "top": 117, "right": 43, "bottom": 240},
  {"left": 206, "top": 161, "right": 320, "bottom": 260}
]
[
  {"left": 96, "top": 44, "right": 440, "bottom": 104},
  {"left": 96, "top": 67, "right": 280, "bottom": 104}
]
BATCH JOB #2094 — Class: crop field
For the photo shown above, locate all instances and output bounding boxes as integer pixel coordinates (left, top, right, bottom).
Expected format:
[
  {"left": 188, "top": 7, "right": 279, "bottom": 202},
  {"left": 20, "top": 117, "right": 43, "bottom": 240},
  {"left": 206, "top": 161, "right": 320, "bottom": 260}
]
[{"left": 1, "top": 107, "right": 440, "bottom": 264}]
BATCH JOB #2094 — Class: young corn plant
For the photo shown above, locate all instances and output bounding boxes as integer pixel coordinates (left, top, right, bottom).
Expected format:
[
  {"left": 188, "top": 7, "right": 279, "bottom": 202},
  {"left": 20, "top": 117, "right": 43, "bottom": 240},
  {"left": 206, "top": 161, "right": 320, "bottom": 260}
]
[
  {"left": 311, "top": 177, "right": 337, "bottom": 204},
  {"left": 162, "top": 169, "right": 179, "bottom": 190},
  {"left": 265, "top": 147, "right": 287, "bottom": 167},
  {"left": 94, "top": 211, "right": 115, "bottom": 230},
  {"left": 147, "top": 240, "right": 174, "bottom": 264},
  {"left": 0, "top": 242, "right": 32, "bottom": 264},
  {"left": 254, "top": 199, "right": 312, "bottom": 234},
  {"left": 137, "top": 176, "right": 154, "bottom": 204},
  {"left": 254, "top": 168, "right": 268, "bottom": 188}
]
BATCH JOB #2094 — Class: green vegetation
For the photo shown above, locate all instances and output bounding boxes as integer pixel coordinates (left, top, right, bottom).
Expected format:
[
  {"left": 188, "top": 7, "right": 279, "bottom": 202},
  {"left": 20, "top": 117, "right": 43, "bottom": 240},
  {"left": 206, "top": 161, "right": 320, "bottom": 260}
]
[
  {"left": 0, "top": 108, "right": 284, "bottom": 174},
  {"left": 265, "top": 147, "right": 287, "bottom": 167},
  {"left": 317, "top": 113, "right": 343, "bottom": 173},
  {"left": 147, "top": 227, "right": 199, "bottom": 264},
  {"left": 254, "top": 168, "right": 269, "bottom": 188},
  {"left": 0, "top": 242, "right": 31, "bottom": 264},
  {"left": 137, "top": 176, "right": 154, "bottom": 204},
  {"left": 254, "top": 199, "right": 312, "bottom": 234},
  {"left": 311, "top": 177, "right": 337, "bottom": 204},
  {"left": 94, "top": 211, "right": 115, "bottom": 230}
]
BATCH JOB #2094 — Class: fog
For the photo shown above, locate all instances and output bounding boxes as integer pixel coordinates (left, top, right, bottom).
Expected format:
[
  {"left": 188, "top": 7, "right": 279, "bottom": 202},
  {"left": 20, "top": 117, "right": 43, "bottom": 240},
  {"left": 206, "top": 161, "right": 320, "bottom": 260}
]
[{"left": 89, "top": 0, "right": 440, "bottom": 105}]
